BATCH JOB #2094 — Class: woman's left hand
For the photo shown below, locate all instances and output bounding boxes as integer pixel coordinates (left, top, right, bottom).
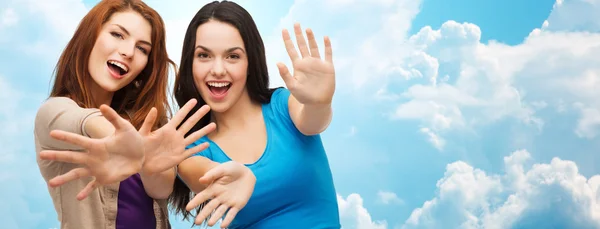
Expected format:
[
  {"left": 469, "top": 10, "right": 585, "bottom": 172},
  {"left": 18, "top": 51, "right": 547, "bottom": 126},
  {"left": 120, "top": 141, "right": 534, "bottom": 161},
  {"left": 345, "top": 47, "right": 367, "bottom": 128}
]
[
  {"left": 140, "top": 99, "right": 216, "bottom": 176},
  {"left": 277, "top": 23, "right": 335, "bottom": 105}
]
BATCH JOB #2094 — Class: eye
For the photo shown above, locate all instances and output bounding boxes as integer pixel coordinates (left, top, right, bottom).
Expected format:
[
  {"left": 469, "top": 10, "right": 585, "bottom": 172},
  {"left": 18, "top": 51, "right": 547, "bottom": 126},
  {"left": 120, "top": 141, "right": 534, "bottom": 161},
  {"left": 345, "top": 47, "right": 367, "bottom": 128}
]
[
  {"left": 137, "top": 46, "right": 148, "bottom": 55},
  {"left": 227, "top": 54, "right": 240, "bottom": 59},
  {"left": 197, "top": 52, "right": 210, "bottom": 59},
  {"left": 110, "top": 32, "right": 124, "bottom": 39}
]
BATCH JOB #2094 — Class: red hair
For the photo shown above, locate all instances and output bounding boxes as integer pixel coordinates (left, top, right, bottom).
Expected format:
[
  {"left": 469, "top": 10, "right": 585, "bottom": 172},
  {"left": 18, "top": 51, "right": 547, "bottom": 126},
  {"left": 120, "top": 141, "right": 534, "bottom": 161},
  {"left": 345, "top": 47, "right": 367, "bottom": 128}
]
[{"left": 50, "top": 0, "right": 175, "bottom": 129}]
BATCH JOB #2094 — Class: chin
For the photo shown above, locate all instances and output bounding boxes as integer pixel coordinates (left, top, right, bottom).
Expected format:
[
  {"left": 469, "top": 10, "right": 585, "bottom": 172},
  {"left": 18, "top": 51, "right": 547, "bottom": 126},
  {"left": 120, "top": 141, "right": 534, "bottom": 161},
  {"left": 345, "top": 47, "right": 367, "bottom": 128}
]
[{"left": 99, "top": 81, "right": 127, "bottom": 93}]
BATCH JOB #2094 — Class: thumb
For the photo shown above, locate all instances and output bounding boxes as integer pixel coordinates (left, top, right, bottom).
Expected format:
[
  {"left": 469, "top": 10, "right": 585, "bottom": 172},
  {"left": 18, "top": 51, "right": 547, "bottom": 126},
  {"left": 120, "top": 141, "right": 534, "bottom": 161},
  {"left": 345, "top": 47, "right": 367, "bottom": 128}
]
[
  {"left": 199, "top": 164, "right": 226, "bottom": 184},
  {"left": 276, "top": 62, "right": 295, "bottom": 87}
]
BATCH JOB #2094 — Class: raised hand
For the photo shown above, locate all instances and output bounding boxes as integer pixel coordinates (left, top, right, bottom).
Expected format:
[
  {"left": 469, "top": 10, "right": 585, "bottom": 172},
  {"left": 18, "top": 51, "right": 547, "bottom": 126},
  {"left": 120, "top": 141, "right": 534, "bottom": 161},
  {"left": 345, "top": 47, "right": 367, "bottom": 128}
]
[
  {"left": 39, "top": 105, "right": 146, "bottom": 200},
  {"left": 186, "top": 161, "right": 256, "bottom": 228},
  {"left": 277, "top": 23, "right": 335, "bottom": 105},
  {"left": 139, "top": 99, "right": 216, "bottom": 176}
]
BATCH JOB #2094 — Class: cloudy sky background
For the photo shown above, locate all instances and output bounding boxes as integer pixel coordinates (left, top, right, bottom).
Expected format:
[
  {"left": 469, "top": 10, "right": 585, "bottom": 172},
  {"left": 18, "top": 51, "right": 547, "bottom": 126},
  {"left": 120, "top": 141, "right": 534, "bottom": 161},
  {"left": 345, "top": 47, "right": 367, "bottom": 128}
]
[{"left": 1, "top": 0, "right": 600, "bottom": 228}]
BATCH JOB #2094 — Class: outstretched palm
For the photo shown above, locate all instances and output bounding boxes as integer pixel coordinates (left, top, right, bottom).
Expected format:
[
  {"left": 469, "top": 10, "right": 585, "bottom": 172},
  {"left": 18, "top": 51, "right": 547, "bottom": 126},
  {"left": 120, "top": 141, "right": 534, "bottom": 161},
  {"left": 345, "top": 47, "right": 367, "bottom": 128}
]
[
  {"left": 186, "top": 161, "right": 256, "bottom": 228},
  {"left": 140, "top": 99, "right": 216, "bottom": 175},
  {"left": 277, "top": 23, "right": 335, "bottom": 105},
  {"left": 39, "top": 100, "right": 216, "bottom": 201},
  {"left": 39, "top": 105, "right": 146, "bottom": 200}
]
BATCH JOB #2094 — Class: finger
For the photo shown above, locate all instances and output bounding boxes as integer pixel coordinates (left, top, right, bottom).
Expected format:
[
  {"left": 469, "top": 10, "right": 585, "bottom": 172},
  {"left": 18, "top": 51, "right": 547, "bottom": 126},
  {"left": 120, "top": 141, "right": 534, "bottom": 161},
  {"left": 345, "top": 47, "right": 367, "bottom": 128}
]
[
  {"left": 282, "top": 29, "right": 299, "bottom": 61},
  {"left": 220, "top": 207, "right": 240, "bottom": 228},
  {"left": 183, "top": 122, "right": 216, "bottom": 146},
  {"left": 49, "top": 130, "right": 94, "bottom": 149},
  {"left": 196, "top": 198, "right": 221, "bottom": 225},
  {"left": 183, "top": 142, "right": 210, "bottom": 160},
  {"left": 76, "top": 179, "right": 98, "bottom": 201},
  {"left": 171, "top": 99, "right": 198, "bottom": 127},
  {"left": 208, "top": 204, "right": 229, "bottom": 226},
  {"left": 294, "top": 23, "right": 310, "bottom": 58},
  {"left": 186, "top": 189, "right": 213, "bottom": 211},
  {"left": 179, "top": 104, "right": 210, "bottom": 134},
  {"left": 39, "top": 150, "right": 88, "bottom": 165},
  {"left": 139, "top": 107, "right": 157, "bottom": 135},
  {"left": 99, "top": 104, "right": 127, "bottom": 130},
  {"left": 48, "top": 167, "right": 91, "bottom": 187},
  {"left": 199, "top": 165, "right": 227, "bottom": 185},
  {"left": 306, "top": 28, "right": 321, "bottom": 59},
  {"left": 276, "top": 62, "right": 295, "bottom": 88},
  {"left": 324, "top": 36, "right": 333, "bottom": 63}
]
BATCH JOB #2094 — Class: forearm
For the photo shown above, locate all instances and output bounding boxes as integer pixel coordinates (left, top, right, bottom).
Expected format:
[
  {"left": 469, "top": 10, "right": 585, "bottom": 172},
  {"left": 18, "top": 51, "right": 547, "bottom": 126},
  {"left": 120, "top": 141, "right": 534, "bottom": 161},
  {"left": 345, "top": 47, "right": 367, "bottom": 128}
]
[
  {"left": 84, "top": 116, "right": 116, "bottom": 138},
  {"left": 292, "top": 99, "right": 333, "bottom": 136},
  {"left": 140, "top": 168, "right": 176, "bottom": 199},
  {"left": 178, "top": 156, "right": 220, "bottom": 193}
]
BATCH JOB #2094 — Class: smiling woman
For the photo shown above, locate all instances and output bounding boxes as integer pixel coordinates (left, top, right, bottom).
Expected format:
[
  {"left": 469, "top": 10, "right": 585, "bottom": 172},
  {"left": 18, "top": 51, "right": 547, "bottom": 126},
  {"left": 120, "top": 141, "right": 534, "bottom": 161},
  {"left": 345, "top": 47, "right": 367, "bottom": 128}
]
[{"left": 32, "top": 0, "right": 216, "bottom": 229}]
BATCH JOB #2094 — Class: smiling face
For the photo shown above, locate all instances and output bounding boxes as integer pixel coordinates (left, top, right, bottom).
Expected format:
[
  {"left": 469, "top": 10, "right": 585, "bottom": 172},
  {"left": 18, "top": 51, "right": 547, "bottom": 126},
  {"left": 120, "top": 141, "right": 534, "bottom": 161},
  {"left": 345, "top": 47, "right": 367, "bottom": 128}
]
[
  {"left": 192, "top": 19, "right": 249, "bottom": 113},
  {"left": 88, "top": 10, "right": 152, "bottom": 98}
]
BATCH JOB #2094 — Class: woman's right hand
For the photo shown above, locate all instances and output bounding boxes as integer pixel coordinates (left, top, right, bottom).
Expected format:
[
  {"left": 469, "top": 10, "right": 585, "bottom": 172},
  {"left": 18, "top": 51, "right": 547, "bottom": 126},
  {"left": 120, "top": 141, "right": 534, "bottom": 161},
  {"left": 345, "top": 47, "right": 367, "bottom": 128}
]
[
  {"left": 186, "top": 161, "right": 256, "bottom": 228},
  {"left": 38, "top": 104, "right": 150, "bottom": 200}
]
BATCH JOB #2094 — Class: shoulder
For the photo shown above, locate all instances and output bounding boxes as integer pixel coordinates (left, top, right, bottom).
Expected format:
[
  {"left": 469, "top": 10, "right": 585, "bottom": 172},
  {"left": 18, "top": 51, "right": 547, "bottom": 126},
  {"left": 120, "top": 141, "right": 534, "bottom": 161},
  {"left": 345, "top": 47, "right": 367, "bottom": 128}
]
[
  {"left": 265, "top": 87, "right": 291, "bottom": 118},
  {"left": 34, "top": 96, "right": 101, "bottom": 149},
  {"left": 37, "top": 96, "right": 78, "bottom": 113}
]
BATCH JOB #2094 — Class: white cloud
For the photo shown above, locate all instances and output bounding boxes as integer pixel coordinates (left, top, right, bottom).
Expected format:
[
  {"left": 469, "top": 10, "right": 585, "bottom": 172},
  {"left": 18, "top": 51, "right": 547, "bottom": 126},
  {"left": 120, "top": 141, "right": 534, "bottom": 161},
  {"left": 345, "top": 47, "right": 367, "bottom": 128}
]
[
  {"left": 573, "top": 103, "right": 600, "bottom": 138},
  {"left": 319, "top": 0, "right": 600, "bottom": 149},
  {"left": 20, "top": 0, "right": 87, "bottom": 40},
  {"left": 401, "top": 149, "right": 600, "bottom": 229},
  {"left": 0, "top": 8, "right": 18, "bottom": 28},
  {"left": 339, "top": 193, "right": 388, "bottom": 229},
  {"left": 419, "top": 128, "right": 445, "bottom": 151},
  {"left": 542, "top": 0, "right": 600, "bottom": 32},
  {"left": 377, "top": 191, "right": 404, "bottom": 205},
  {"left": 0, "top": 76, "right": 50, "bottom": 228}
]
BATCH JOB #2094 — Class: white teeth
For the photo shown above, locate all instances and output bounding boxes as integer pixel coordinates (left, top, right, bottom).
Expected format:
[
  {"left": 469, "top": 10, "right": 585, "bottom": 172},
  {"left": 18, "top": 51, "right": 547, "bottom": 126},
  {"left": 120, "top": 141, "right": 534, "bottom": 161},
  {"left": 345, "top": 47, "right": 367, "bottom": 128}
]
[
  {"left": 108, "top": 60, "right": 129, "bottom": 73},
  {"left": 207, "top": 82, "right": 231, "bottom": 87}
]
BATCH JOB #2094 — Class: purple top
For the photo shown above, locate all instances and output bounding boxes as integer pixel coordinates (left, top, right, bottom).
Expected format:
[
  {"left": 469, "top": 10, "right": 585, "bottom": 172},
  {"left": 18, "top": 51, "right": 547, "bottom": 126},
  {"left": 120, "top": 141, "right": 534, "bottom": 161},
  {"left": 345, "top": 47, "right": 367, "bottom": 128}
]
[{"left": 116, "top": 173, "right": 157, "bottom": 229}]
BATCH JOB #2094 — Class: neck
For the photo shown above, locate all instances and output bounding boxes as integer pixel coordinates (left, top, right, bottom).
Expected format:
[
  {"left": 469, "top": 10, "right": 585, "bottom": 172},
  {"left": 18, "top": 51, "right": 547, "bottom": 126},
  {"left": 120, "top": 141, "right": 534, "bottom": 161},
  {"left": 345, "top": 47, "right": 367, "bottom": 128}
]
[
  {"left": 210, "top": 91, "right": 261, "bottom": 136},
  {"left": 89, "top": 81, "right": 114, "bottom": 107}
]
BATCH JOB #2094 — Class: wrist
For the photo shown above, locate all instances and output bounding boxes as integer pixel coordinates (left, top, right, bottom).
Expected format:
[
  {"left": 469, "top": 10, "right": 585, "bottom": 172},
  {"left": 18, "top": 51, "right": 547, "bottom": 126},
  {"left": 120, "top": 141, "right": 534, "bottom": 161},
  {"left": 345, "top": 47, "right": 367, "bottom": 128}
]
[{"left": 302, "top": 101, "right": 332, "bottom": 110}]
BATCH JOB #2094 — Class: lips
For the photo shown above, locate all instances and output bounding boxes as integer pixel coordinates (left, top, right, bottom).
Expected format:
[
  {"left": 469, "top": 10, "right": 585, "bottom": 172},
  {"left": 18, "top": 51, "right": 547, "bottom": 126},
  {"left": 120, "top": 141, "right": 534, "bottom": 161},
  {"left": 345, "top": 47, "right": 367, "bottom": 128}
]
[
  {"left": 206, "top": 81, "right": 231, "bottom": 100},
  {"left": 207, "top": 81, "right": 231, "bottom": 95},
  {"left": 107, "top": 60, "right": 129, "bottom": 78}
]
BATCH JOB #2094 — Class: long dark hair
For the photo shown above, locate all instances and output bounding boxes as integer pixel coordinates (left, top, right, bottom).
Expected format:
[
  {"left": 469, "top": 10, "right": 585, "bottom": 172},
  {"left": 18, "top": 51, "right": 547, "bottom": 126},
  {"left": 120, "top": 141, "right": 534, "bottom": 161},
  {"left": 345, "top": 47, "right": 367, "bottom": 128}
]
[{"left": 169, "top": 0, "right": 277, "bottom": 222}]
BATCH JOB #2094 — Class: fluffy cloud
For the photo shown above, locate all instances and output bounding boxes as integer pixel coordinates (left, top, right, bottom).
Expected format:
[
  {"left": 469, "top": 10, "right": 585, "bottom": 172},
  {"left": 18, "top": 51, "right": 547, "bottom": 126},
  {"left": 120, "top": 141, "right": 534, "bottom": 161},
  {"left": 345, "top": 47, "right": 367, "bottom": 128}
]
[
  {"left": 542, "top": 0, "right": 600, "bottom": 32},
  {"left": 0, "top": 76, "right": 50, "bottom": 228},
  {"left": 350, "top": 0, "right": 600, "bottom": 149},
  {"left": 377, "top": 191, "right": 404, "bottom": 205},
  {"left": 0, "top": 8, "right": 18, "bottom": 28},
  {"left": 401, "top": 149, "right": 600, "bottom": 229},
  {"left": 339, "top": 193, "right": 388, "bottom": 229}
]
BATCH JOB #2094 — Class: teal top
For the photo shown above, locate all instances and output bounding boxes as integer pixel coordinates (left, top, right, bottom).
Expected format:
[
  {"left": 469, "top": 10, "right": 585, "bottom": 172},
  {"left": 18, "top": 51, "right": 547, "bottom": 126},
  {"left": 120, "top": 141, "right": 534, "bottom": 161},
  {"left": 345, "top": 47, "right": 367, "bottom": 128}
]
[{"left": 187, "top": 88, "right": 340, "bottom": 229}]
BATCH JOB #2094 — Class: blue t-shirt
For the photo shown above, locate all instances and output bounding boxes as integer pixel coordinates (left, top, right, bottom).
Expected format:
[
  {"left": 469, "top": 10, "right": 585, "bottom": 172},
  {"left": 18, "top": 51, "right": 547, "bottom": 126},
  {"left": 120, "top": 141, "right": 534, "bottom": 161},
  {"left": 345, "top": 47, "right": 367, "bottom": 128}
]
[{"left": 186, "top": 88, "right": 340, "bottom": 229}]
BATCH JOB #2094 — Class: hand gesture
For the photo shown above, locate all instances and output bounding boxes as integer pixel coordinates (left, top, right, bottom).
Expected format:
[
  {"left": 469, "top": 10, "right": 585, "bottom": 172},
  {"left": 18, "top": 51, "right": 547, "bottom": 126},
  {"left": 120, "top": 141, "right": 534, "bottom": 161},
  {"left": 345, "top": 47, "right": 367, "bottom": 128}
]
[
  {"left": 39, "top": 105, "right": 146, "bottom": 200},
  {"left": 277, "top": 23, "right": 335, "bottom": 105},
  {"left": 139, "top": 99, "right": 216, "bottom": 176},
  {"left": 186, "top": 161, "right": 256, "bottom": 228}
]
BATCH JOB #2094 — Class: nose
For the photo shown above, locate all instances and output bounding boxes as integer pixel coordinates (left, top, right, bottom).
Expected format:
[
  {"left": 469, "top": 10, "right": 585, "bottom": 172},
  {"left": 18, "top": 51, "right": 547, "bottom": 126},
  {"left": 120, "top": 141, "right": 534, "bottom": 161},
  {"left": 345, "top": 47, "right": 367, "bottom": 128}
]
[
  {"left": 210, "top": 59, "right": 226, "bottom": 77},
  {"left": 118, "top": 41, "right": 135, "bottom": 58}
]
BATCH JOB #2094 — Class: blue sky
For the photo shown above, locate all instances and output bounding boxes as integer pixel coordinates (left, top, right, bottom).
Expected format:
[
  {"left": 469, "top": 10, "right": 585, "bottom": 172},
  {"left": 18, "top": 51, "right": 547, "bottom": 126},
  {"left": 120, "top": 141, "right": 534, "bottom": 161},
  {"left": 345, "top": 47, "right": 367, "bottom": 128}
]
[{"left": 2, "top": 0, "right": 600, "bottom": 229}]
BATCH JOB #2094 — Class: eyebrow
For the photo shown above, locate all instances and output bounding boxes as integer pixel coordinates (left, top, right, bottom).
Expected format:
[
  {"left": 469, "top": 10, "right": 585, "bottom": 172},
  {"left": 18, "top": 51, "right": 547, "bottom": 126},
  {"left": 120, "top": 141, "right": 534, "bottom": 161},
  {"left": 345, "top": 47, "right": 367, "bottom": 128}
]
[
  {"left": 195, "top": 45, "right": 246, "bottom": 54},
  {"left": 112, "top": 24, "right": 152, "bottom": 47}
]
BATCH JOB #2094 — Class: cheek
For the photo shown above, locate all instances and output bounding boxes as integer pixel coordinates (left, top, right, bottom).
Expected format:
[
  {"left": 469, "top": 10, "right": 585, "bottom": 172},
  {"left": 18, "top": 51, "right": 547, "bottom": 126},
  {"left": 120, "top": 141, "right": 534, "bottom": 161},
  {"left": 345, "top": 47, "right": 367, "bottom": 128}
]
[
  {"left": 229, "top": 63, "right": 248, "bottom": 82},
  {"left": 131, "top": 57, "right": 148, "bottom": 76},
  {"left": 192, "top": 61, "right": 210, "bottom": 90}
]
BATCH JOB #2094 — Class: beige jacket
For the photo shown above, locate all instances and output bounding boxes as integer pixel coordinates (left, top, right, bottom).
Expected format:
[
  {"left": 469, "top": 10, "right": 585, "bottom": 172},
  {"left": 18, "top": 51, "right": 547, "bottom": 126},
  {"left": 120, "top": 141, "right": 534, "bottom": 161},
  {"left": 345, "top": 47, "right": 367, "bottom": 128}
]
[{"left": 34, "top": 97, "right": 171, "bottom": 229}]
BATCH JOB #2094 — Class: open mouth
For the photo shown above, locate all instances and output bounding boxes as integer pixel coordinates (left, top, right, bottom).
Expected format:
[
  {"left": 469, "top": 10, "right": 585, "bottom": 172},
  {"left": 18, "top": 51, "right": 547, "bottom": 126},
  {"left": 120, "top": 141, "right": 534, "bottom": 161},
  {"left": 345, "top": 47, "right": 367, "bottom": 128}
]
[
  {"left": 107, "top": 60, "right": 129, "bottom": 76},
  {"left": 207, "top": 82, "right": 231, "bottom": 96}
]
